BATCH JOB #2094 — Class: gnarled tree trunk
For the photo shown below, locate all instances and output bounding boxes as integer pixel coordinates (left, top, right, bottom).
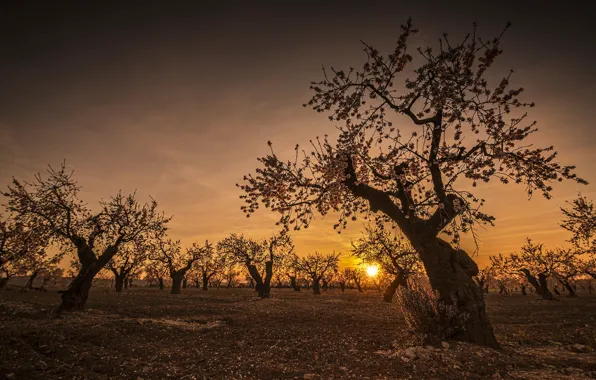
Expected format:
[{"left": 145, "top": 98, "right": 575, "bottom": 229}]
[
  {"left": 383, "top": 273, "right": 407, "bottom": 303},
  {"left": 417, "top": 238, "right": 500, "bottom": 349},
  {"left": 171, "top": 272, "right": 184, "bottom": 294},
  {"left": 114, "top": 274, "right": 125, "bottom": 293},
  {"left": 158, "top": 277, "right": 164, "bottom": 290},
  {"left": 59, "top": 259, "right": 102, "bottom": 311},
  {"left": 312, "top": 277, "right": 321, "bottom": 295},
  {"left": 289, "top": 276, "right": 300, "bottom": 291}
]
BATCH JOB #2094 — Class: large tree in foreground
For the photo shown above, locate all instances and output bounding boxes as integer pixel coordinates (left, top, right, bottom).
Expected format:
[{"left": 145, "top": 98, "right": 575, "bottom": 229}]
[
  {"left": 3, "top": 164, "right": 170, "bottom": 311},
  {"left": 238, "top": 20, "right": 586, "bottom": 347}
]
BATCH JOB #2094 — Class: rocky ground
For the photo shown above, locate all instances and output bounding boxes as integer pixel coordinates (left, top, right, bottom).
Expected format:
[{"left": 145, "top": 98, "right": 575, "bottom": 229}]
[{"left": 0, "top": 286, "right": 595, "bottom": 379}]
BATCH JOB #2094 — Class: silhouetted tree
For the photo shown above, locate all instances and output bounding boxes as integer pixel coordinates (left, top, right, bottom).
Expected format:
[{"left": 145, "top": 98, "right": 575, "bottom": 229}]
[
  {"left": 107, "top": 239, "right": 148, "bottom": 293},
  {"left": 293, "top": 252, "right": 340, "bottom": 295},
  {"left": 348, "top": 267, "right": 365, "bottom": 293},
  {"left": 149, "top": 238, "right": 208, "bottom": 294},
  {"left": 0, "top": 217, "right": 48, "bottom": 289},
  {"left": 238, "top": 19, "right": 586, "bottom": 347},
  {"left": 473, "top": 268, "right": 493, "bottom": 294},
  {"left": 351, "top": 225, "right": 422, "bottom": 302},
  {"left": 335, "top": 268, "right": 351, "bottom": 292},
  {"left": 218, "top": 232, "right": 293, "bottom": 298},
  {"left": 3, "top": 164, "right": 169, "bottom": 311},
  {"left": 561, "top": 194, "right": 596, "bottom": 279}
]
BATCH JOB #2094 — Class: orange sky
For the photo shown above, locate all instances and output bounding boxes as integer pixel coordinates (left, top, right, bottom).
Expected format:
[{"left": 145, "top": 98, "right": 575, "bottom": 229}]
[{"left": 1, "top": 2, "right": 594, "bottom": 269}]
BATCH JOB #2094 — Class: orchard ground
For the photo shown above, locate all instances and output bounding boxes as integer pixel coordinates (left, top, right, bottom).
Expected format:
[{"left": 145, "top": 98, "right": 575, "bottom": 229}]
[{"left": 1, "top": 286, "right": 595, "bottom": 380}]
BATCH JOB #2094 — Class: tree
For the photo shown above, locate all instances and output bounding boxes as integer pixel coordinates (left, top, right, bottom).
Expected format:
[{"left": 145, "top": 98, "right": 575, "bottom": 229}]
[
  {"left": 20, "top": 251, "right": 63, "bottom": 291},
  {"left": 280, "top": 252, "right": 302, "bottom": 291},
  {"left": 0, "top": 217, "right": 48, "bottom": 289},
  {"left": 37, "top": 266, "right": 64, "bottom": 291},
  {"left": 107, "top": 239, "right": 148, "bottom": 293},
  {"left": 218, "top": 232, "right": 293, "bottom": 298},
  {"left": 144, "top": 261, "right": 168, "bottom": 290},
  {"left": 3, "top": 164, "right": 169, "bottom": 311},
  {"left": 149, "top": 238, "right": 208, "bottom": 294},
  {"left": 335, "top": 268, "right": 351, "bottom": 292},
  {"left": 292, "top": 252, "right": 340, "bottom": 295},
  {"left": 473, "top": 267, "right": 492, "bottom": 294},
  {"left": 491, "top": 239, "right": 575, "bottom": 300},
  {"left": 561, "top": 194, "right": 596, "bottom": 279},
  {"left": 351, "top": 225, "right": 422, "bottom": 302},
  {"left": 238, "top": 20, "right": 586, "bottom": 347},
  {"left": 348, "top": 267, "right": 365, "bottom": 293},
  {"left": 195, "top": 247, "right": 225, "bottom": 291}
]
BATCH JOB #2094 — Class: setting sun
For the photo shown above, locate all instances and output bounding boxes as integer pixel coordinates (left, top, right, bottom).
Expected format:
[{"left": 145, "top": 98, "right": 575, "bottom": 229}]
[{"left": 366, "top": 265, "right": 379, "bottom": 277}]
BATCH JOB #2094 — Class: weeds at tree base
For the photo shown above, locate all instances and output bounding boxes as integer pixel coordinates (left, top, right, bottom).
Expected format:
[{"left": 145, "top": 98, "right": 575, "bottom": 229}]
[{"left": 395, "top": 286, "right": 469, "bottom": 345}]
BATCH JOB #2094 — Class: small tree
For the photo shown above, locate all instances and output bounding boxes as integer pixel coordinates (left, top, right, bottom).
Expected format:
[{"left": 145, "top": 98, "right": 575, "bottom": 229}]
[
  {"left": 107, "top": 239, "right": 148, "bottom": 293},
  {"left": 3, "top": 164, "right": 170, "bottom": 311},
  {"left": 348, "top": 267, "right": 365, "bottom": 293},
  {"left": 351, "top": 225, "right": 422, "bottom": 302},
  {"left": 20, "top": 251, "right": 63, "bottom": 291},
  {"left": 292, "top": 252, "right": 340, "bottom": 294},
  {"left": 218, "top": 232, "right": 293, "bottom": 298},
  {"left": 473, "top": 267, "right": 492, "bottom": 293},
  {"left": 195, "top": 247, "right": 225, "bottom": 291},
  {"left": 335, "top": 268, "right": 351, "bottom": 292},
  {"left": 144, "top": 261, "right": 168, "bottom": 290},
  {"left": 280, "top": 252, "right": 302, "bottom": 291},
  {"left": 149, "top": 238, "right": 208, "bottom": 294},
  {"left": 561, "top": 194, "right": 596, "bottom": 279},
  {"left": 0, "top": 218, "right": 48, "bottom": 289}
]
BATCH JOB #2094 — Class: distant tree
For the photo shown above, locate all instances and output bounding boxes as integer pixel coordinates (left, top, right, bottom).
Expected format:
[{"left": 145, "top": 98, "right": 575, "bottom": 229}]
[
  {"left": 218, "top": 232, "right": 293, "bottom": 298},
  {"left": 3, "top": 164, "right": 169, "bottom": 311},
  {"left": 144, "top": 261, "right": 168, "bottom": 290},
  {"left": 149, "top": 238, "right": 208, "bottom": 294},
  {"left": 293, "top": 252, "right": 340, "bottom": 294},
  {"left": 348, "top": 267, "right": 365, "bottom": 293},
  {"left": 335, "top": 268, "right": 351, "bottom": 292},
  {"left": 553, "top": 254, "right": 581, "bottom": 297},
  {"left": 0, "top": 217, "right": 48, "bottom": 289},
  {"left": 351, "top": 225, "right": 422, "bottom": 302},
  {"left": 37, "top": 266, "right": 64, "bottom": 291},
  {"left": 561, "top": 194, "right": 596, "bottom": 279},
  {"left": 238, "top": 19, "right": 587, "bottom": 347},
  {"left": 107, "top": 239, "right": 148, "bottom": 293},
  {"left": 473, "top": 267, "right": 492, "bottom": 294},
  {"left": 491, "top": 239, "right": 576, "bottom": 301},
  {"left": 20, "top": 251, "right": 63, "bottom": 291},
  {"left": 195, "top": 247, "right": 225, "bottom": 291},
  {"left": 280, "top": 252, "right": 302, "bottom": 291}
]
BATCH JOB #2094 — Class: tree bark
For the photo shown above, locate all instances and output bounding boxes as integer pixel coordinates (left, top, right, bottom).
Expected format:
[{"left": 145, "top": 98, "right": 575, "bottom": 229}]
[
  {"left": 289, "top": 276, "right": 300, "bottom": 291},
  {"left": 0, "top": 276, "right": 10, "bottom": 289},
  {"left": 59, "top": 260, "right": 100, "bottom": 312},
  {"left": 560, "top": 279, "right": 577, "bottom": 297},
  {"left": 312, "top": 277, "right": 321, "bottom": 295},
  {"left": 158, "top": 277, "right": 164, "bottom": 290},
  {"left": 171, "top": 273, "right": 184, "bottom": 294},
  {"left": 417, "top": 238, "right": 500, "bottom": 349},
  {"left": 383, "top": 274, "right": 407, "bottom": 303},
  {"left": 114, "top": 275, "right": 125, "bottom": 293},
  {"left": 537, "top": 274, "right": 554, "bottom": 300},
  {"left": 202, "top": 272, "right": 209, "bottom": 290}
]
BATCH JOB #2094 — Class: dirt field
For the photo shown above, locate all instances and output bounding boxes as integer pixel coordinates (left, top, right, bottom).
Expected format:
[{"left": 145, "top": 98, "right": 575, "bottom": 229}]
[{"left": 1, "top": 287, "right": 595, "bottom": 380}]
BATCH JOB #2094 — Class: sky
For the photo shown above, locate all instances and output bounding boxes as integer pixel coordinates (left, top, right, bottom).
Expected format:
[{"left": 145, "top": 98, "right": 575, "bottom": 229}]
[{"left": 1, "top": 1, "right": 595, "bottom": 268}]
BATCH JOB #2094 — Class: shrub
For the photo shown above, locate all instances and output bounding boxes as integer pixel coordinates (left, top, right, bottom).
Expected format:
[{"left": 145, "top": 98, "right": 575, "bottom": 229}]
[{"left": 395, "top": 286, "right": 469, "bottom": 344}]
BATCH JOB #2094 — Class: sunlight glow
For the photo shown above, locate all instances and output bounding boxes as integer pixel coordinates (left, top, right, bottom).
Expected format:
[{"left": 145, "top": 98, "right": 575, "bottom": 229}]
[{"left": 366, "top": 265, "right": 379, "bottom": 277}]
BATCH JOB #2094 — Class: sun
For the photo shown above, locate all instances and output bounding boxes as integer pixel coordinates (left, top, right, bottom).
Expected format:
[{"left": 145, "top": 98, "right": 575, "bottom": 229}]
[{"left": 366, "top": 265, "right": 379, "bottom": 277}]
